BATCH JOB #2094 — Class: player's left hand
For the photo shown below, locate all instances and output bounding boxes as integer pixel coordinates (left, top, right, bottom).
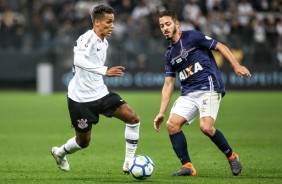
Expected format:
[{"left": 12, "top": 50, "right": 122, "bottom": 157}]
[
  {"left": 234, "top": 65, "right": 251, "bottom": 77},
  {"left": 106, "top": 66, "right": 125, "bottom": 77}
]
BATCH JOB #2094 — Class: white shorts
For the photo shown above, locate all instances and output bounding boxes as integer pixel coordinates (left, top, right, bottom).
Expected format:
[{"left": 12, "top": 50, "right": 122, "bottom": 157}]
[{"left": 170, "top": 91, "right": 222, "bottom": 124}]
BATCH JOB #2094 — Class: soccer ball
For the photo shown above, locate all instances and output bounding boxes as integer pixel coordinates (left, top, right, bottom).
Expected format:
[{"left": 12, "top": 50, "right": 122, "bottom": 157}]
[{"left": 128, "top": 155, "right": 154, "bottom": 180}]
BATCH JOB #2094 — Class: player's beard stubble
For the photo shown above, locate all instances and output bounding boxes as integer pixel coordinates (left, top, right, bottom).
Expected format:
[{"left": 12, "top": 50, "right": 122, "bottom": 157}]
[{"left": 165, "top": 26, "right": 177, "bottom": 41}]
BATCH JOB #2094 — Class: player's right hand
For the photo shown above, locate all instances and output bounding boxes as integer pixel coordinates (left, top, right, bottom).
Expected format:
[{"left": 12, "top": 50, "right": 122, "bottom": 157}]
[
  {"left": 154, "top": 114, "right": 165, "bottom": 132},
  {"left": 106, "top": 66, "right": 125, "bottom": 77},
  {"left": 234, "top": 65, "right": 251, "bottom": 77}
]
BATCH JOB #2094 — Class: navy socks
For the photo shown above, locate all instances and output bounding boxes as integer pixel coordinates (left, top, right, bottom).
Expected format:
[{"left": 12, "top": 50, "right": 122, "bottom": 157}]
[
  {"left": 210, "top": 129, "right": 233, "bottom": 158},
  {"left": 170, "top": 129, "right": 233, "bottom": 165},
  {"left": 169, "top": 131, "right": 191, "bottom": 165}
]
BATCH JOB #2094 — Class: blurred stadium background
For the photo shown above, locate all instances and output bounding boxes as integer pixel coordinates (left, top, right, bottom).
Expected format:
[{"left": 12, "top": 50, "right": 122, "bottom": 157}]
[
  {"left": 0, "top": 0, "right": 282, "bottom": 93},
  {"left": 1, "top": 1, "right": 282, "bottom": 183}
]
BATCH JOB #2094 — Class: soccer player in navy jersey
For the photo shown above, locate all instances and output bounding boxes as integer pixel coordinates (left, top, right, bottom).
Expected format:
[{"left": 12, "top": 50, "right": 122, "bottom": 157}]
[
  {"left": 153, "top": 10, "right": 251, "bottom": 176},
  {"left": 51, "top": 5, "right": 140, "bottom": 174}
]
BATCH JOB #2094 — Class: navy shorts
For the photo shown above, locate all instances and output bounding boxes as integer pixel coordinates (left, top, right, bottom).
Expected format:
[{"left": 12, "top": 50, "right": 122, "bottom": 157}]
[{"left": 67, "top": 92, "right": 126, "bottom": 132}]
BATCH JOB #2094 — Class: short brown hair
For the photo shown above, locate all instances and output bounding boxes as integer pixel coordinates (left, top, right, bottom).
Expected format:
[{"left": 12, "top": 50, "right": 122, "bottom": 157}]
[
  {"left": 91, "top": 5, "right": 114, "bottom": 22},
  {"left": 159, "top": 10, "right": 178, "bottom": 22}
]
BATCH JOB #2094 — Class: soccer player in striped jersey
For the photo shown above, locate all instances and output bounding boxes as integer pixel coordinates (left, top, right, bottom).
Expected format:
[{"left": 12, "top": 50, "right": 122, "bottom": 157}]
[
  {"left": 153, "top": 10, "right": 251, "bottom": 176},
  {"left": 51, "top": 5, "right": 140, "bottom": 174}
]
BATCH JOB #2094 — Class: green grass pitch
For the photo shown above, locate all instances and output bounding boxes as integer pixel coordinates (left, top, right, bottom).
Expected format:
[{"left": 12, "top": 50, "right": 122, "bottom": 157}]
[{"left": 0, "top": 91, "right": 281, "bottom": 184}]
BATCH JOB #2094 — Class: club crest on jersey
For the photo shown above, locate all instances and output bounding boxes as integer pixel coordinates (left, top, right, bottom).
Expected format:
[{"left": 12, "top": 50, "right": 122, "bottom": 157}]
[
  {"left": 77, "top": 119, "right": 88, "bottom": 129},
  {"left": 179, "top": 62, "right": 203, "bottom": 81},
  {"left": 180, "top": 48, "right": 188, "bottom": 59},
  {"left": 171, "top": 48, "right": 189, "bottom": 65}
]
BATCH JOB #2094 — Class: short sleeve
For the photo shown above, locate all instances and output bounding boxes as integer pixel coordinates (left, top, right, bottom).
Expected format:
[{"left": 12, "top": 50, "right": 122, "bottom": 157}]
[
  {"left": 164, "top": 51, "right": 176, "bottom": 78},
  {"left": 191, "top": 30, "right": 218, "bottom": 50}
]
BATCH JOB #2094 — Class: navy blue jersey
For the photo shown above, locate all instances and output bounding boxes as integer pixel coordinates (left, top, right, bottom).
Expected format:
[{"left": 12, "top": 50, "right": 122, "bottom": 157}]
[{"left": 164, "top": 30, "right": 225, "bottom": 97}]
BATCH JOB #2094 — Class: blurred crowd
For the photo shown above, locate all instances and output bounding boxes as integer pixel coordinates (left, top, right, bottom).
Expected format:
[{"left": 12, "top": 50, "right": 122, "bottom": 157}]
[{"left": 0, "top": 0, "right": 282, "bottom": 68}]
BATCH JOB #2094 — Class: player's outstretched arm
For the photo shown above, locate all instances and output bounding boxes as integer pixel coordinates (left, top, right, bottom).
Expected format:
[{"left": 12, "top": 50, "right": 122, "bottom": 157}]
[
  {"left": 215, "top": 42, "right": 251, "bottom": 77},
  {"left": 105, "top": 66, "right": 125, "bottom": 77}
]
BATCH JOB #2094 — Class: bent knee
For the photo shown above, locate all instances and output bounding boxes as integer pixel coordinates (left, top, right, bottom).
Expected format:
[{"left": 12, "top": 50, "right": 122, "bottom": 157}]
[
  {"left": 199, "top": 125, "right": 215, "bottom": 137},
  {"left": 127, "top": 113, "right": 140, "bottom": 124},
  {"left": 166, "top": 121, "right": 181, "bottom": 134},
  {"left": 200, "top": 117, "right": 215, "bottom": 136}
]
